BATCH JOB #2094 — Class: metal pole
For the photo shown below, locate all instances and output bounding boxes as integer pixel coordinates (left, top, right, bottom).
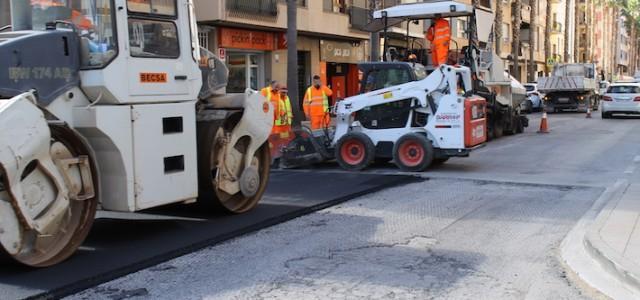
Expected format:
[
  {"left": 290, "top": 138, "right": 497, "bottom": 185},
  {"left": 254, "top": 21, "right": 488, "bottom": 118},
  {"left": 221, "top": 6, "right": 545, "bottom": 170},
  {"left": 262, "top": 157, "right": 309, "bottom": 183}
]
[
  {"left": 369, "top": 0, "right": 379, "bottom": 62},
  {"left": 382, "top": 11, "right": 388, "bottom": 61},
  {"left": 286, "top": 0, "right": 303, "bottom": 126}
]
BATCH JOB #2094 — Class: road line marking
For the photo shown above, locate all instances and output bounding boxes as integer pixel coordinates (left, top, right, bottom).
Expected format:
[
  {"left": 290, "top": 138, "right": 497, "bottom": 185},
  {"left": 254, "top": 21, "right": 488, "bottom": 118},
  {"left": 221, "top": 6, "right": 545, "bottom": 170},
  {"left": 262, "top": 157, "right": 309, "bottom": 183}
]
[
  {"left": 625, "top": 165, "right": 636, "bottom": 174},
  {"left": 634, "top": 155, "right": 640, "bottom": 163}
]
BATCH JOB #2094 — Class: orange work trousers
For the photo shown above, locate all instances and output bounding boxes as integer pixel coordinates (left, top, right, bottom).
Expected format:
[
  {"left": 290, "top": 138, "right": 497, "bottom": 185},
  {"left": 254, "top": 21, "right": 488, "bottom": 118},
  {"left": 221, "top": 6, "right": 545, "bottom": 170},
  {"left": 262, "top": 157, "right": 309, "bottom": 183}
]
[
  {"left": 432, "top": 43, "right": 449, "bottom": 66},
  {"left": 309, "top": 114, "right": 329, "bottom": 130}
]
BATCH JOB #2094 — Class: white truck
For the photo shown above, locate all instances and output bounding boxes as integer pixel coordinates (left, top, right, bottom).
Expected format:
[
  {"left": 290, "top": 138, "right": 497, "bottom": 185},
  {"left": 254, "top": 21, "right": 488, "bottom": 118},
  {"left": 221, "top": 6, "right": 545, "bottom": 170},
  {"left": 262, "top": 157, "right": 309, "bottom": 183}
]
[
  {"left": 0, "top": 0, "right": 272, "bottom": 267},
  {"left": 538, "top": 63, "right": 599, "bottom": 112}
]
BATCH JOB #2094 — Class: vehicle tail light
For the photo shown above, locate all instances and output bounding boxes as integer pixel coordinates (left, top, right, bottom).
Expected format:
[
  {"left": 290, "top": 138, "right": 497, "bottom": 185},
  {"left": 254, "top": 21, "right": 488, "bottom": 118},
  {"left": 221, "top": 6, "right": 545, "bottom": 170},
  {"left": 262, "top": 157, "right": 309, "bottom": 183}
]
[
  {"left": 603, "top": 96, "right": 613, "bottom": 101},
  {"left": 634, "top": 96, "right": 640, "bottom": 102}
]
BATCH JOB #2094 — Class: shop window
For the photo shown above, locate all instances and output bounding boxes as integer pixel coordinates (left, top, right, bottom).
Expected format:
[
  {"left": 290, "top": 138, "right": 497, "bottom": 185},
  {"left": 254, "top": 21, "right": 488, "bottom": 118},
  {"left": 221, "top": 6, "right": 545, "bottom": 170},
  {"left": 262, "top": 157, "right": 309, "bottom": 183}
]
[{"left": 129, "top": 18, "right": 179, "bottom": 58}]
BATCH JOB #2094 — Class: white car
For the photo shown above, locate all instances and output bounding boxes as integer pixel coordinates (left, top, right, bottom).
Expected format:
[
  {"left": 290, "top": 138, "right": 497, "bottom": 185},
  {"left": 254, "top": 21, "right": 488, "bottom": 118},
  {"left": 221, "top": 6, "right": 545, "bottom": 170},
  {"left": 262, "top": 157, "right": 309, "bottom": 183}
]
[
  {"left": 522, "top": 83, "right": 543, "bottom": 112},
  {"left": 601, "top": 82, "right": 640, "bottom": 118}
]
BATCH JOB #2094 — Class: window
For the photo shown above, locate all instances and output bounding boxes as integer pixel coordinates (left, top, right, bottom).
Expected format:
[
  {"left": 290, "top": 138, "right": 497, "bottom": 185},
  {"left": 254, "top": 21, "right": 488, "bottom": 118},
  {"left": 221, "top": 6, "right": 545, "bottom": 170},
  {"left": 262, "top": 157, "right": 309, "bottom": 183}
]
[
  {"left": 198, "top": 31, "right": 209, "bottom": 49},
  {"left": 455, "top": 19, "right": 468, "bottom": 39},
  {"left": 324, "top": 0, "right": 347, "bottom": 13},
  {"left": 129, "top": 18, "right": 179, "bottom": 58},
  {"left": 362, "top": 68, "right": 412, "bottom": 93},
  {"left": 607, "top": 86, "right": 640, "bottom": 94},
  {"left": 502, "top": 23, "right": 510, "bottom": 42},
  {"left": 127, "top": 0, "right": 176, "bottom": 17}
]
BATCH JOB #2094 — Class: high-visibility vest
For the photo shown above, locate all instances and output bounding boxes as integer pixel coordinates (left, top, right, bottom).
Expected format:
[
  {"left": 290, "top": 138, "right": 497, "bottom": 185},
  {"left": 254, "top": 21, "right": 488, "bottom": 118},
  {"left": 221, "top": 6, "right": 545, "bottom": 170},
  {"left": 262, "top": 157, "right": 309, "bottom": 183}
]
[
  {"left": 274, "top": 96, "right": 293, "bottom": 126},
  {"left": 260, "top": 86, "right": 272, "bottom": 97},
  {"left": 305, "top": 87, "right": 329, "bottom": 114}
]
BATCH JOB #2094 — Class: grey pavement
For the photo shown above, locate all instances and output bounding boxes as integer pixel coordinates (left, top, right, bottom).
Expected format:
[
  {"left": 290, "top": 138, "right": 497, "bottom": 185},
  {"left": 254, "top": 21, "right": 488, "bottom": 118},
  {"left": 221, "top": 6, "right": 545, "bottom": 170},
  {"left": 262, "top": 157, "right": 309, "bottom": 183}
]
[{"left": 68, "top": 112, "right": 640, "bottom": 300}]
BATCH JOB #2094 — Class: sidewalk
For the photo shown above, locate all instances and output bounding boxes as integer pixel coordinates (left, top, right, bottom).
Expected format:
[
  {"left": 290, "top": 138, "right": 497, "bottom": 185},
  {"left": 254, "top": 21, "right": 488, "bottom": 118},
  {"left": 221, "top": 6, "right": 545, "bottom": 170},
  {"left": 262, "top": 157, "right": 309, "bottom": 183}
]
[{"left": 562, "top": 181, "right": 640, "bottom": 299}]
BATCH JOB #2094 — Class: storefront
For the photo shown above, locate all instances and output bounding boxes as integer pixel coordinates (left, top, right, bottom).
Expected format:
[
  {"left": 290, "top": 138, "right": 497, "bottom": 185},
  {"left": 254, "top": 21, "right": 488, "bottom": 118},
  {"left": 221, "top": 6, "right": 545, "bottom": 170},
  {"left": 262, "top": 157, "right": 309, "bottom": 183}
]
[
  {"left": 217, "top": 27, "right": 274, "bottom": 93},
  {"left": 320, "top": 39, "right": 366, "bottom": 102}
]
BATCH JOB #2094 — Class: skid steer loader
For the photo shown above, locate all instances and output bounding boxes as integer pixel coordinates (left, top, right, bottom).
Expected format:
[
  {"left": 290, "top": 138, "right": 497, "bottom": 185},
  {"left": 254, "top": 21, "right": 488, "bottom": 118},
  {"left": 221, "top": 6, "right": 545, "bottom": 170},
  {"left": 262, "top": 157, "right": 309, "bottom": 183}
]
[
  {"left": 0, "top": 0, "right": 272, "bottom": 267},
  {"left": 281, "top": 1, "right": 490, "bottom": 172}
]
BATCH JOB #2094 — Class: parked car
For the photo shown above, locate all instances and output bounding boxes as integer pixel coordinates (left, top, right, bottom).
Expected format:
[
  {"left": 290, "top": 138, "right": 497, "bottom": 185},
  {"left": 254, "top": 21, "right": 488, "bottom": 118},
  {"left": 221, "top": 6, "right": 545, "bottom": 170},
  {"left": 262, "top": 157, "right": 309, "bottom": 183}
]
[
  {"left": 601, "top": 82, "right": 640, "bottom": 118},
  {"left": 599, "top": 81, "right": 610, "bottom": 98},
  {"left": 634, "top": 71, "right": 640, "bottom": 82},
  {"left": 522, "top": 83, "right": 543, "bottom": 112}
]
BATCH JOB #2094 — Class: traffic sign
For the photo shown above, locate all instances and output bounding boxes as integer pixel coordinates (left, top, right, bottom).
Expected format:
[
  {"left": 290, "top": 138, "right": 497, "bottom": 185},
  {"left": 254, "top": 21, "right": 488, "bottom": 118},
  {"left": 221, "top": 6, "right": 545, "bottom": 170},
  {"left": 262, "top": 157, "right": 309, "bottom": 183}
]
[
  {"left": 546, "top": 58, "right": 554, "bottom": 66},
  {"left": 218, "top": 48, "right": 226, "bottom": 61}
]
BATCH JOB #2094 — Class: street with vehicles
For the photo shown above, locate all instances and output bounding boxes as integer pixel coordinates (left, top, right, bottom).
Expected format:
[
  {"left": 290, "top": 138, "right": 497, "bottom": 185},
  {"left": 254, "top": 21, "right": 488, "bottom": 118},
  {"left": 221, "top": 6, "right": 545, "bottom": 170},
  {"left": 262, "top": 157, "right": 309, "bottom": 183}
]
[{"left": 1, "top": 0, "right": 640, "bottom": 299}]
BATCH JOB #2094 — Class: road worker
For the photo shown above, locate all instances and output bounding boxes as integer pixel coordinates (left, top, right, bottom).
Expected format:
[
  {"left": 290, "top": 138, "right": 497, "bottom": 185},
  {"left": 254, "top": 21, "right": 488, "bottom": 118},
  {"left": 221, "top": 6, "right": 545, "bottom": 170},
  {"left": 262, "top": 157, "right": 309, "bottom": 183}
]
[
  {"left": 426, "top": 15, "right": 451, "bottom": 66},
  {"left": 272, "top": 85, "right": 293, "bottom": 137},
  {"left": 303, "top": 75, "right": 333, "bottom": 130}
]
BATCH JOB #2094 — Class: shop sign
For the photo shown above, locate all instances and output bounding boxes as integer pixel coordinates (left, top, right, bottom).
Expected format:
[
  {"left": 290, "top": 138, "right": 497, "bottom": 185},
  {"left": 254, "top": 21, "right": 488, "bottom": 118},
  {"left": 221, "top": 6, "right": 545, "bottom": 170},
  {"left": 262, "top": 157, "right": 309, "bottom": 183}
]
[
  {"left": 320, "top": 40, "right": 365, "bottom": 64},
  {"left": 219, "top": 28, "right": 275, "bottom": 51}
]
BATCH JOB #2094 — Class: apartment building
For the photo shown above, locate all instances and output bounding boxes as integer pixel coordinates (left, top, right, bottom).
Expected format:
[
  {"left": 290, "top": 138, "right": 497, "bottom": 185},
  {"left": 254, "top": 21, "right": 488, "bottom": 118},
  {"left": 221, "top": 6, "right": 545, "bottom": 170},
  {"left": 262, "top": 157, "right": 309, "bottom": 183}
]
[
  {"left": 1, "top": 1, "right": 10, "bottom": 27},
  {"left": 194, "top": 0, "right": 374, "bottom": 103},
  {"left": 616, "top": 14, "right": 630, "bottom": 76}
]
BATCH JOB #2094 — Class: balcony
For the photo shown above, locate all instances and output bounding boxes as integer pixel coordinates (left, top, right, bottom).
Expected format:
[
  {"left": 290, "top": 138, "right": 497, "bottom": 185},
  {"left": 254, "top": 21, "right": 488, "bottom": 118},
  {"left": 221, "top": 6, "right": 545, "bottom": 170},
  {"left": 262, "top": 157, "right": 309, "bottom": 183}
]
[{"left": 226, "top": 0, "right": 278, "bottom": 17}]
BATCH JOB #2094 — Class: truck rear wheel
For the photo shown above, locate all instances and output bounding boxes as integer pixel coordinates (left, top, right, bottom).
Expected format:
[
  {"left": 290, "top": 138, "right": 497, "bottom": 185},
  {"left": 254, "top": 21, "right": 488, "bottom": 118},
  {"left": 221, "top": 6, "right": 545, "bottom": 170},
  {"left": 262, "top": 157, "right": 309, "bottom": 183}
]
[
  {"left": 335, "top": 132, "right": 375, "bottom": 171},
  {"left": 2, "top": 126, "right": 99, "bottom": 267},
  {"left": 197, "top": 120, "right": 270, "bottom": 214},
  {"left": 393, "top": 133, "right": 434, "bottom": 172}
]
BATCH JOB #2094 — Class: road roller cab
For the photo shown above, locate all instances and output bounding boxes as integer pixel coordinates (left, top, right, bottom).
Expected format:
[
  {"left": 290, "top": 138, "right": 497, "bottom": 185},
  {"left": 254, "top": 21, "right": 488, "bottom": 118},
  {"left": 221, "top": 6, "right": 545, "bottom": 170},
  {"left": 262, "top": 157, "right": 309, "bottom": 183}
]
[{"left": 0, "top": 0, "right": 273, "bottom": 267}]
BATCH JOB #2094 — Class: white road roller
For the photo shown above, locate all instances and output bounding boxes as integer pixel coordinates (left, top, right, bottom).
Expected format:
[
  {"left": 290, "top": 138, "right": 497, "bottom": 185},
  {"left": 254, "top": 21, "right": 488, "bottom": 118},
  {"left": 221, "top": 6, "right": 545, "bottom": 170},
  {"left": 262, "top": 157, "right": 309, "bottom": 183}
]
[{"left": 0, "top": 0, "right": 272, "bottom": 267}]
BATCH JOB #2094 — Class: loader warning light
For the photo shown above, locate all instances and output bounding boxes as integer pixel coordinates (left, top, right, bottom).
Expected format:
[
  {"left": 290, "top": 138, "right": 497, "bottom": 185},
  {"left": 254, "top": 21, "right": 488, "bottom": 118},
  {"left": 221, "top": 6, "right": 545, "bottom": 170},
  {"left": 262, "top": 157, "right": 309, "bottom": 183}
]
[{"left": 140, "top": 73, "right": 168, "bottom": 83}]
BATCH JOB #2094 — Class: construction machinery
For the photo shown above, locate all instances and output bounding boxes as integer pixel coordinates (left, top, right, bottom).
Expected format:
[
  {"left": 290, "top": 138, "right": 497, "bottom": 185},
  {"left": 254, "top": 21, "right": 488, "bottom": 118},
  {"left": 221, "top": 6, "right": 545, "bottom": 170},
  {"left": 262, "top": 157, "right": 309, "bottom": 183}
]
[
  {"left": 282, "top": 1, "right": 490, "bottom": 171},
  {"left": 0, "top": 0, "right": 272, "bottom": 267},
  {"left": 538, "top": 63, "right": 599, "bottom": 112}
]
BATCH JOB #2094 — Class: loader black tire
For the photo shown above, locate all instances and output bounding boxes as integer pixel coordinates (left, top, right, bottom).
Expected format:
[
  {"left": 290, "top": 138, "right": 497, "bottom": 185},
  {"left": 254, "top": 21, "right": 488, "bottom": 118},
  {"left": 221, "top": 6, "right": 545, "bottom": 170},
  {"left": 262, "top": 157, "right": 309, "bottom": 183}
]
[
  {"left": 335, "top": 132, "right": 375, "bottom": 171},
  {"left": 393, "top": 133, "right": 434, "bottom": 172},
  {"left": 431, "top": 157, "right": 449, "bottom": 166}
]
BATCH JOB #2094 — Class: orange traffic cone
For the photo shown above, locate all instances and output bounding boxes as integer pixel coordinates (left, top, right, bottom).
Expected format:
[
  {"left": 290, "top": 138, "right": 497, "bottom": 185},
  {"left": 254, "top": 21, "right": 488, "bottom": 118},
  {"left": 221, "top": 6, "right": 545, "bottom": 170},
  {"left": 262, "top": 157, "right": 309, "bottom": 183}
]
[
  {"left": 538, "top": 112, "right": 550, "bottom": 133},
  {"left": 585, "top": 106, "right": 592, "bottom": 118}
]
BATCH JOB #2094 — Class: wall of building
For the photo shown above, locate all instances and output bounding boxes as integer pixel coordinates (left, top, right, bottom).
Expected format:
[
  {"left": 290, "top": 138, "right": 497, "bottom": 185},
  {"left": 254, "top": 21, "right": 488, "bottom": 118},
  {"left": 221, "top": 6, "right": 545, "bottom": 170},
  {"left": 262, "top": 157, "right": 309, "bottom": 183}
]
[{"left": 1, "top": 0, "right": 10, "bottom": 27}]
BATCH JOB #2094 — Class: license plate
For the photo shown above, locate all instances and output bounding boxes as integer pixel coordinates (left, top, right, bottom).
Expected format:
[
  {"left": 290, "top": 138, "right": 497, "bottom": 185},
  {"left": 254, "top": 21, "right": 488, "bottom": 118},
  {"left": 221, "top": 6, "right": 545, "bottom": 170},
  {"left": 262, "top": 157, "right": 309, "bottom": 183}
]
[{"left": 558, "top": 97, "right": 569, "bottom": 103}]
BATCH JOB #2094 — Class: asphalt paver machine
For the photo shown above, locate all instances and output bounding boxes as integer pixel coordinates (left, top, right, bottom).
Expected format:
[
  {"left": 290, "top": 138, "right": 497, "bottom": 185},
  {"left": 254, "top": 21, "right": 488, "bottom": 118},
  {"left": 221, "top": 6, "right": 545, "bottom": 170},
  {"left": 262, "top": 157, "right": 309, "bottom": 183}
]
[
  {"left": 0, "top": 0, "right": 273, "bottom": 266},
  {"left": 282, "top": 1, "right": 491, "bottom": 171}
]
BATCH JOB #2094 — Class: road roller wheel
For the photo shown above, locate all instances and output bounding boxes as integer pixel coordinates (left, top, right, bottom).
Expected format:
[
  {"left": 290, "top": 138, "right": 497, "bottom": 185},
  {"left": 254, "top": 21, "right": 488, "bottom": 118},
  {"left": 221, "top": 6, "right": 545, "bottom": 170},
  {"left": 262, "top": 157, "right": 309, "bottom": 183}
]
[
  {"left": 197, "top": 120, "right": 270, "bottom": 214},
  {"left": 1, "top": 126, "right": 98, "bottom": 267}
]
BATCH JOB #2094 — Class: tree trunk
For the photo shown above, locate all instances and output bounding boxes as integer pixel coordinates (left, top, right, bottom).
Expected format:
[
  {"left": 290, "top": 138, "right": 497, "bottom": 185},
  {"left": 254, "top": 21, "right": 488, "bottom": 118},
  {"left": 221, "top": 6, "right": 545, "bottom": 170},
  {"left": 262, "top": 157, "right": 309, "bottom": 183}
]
[
  {"left": 563, "top": 0, "right": 571, "bottom": 62},
  {"left": 512, "top": 0, "right": 522, "bottom": 80},
  {"left": 574, "top": 0, "right": 580, "bottom": 62},
  {"left": 286, "top": 0, "right": 303, "bottom": 126},
  {"left": 544, "top": 0, "right": 552, "bottom": 74},
  {"left": 369, "top": 0, "right": 379, "bottom": 61},
  {"left": 494, "top": 0, "right": 503, "bottom": 55},
  {"left": 529, "top": 0, "right": 538, "bottom": 82}
]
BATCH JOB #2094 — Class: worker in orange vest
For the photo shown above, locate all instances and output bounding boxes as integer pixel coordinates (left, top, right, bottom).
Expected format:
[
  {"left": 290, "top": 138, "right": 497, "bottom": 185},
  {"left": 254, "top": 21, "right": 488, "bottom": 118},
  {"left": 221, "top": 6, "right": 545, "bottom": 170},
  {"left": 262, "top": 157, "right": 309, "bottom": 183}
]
[
  {"left": 426, "top": 16, "right": 451, "bottom": 66},
  {"left": 260, "top": 80, "right": 278, "bottom": 98},
  {"left": 303, "top": 75, "right": 333, "bottom": 130}
]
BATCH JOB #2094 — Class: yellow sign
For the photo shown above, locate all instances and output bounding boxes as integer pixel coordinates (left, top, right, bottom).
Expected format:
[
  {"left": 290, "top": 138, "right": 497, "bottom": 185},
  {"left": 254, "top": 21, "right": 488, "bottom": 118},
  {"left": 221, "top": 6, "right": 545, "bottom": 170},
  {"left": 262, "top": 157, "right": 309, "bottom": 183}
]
[
  {"left": 383, "top": 92, "right": 393, "bottom": 99},
  {"left": 139, "top": 73, "right": 167, "bottom": 83}
]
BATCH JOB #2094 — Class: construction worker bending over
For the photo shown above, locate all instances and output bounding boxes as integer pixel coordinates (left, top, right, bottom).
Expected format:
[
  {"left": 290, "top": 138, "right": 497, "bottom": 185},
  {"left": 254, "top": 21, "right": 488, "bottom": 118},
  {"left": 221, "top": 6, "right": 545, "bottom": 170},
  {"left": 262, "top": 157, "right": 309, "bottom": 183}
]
[
  {"left": 426, "top": 15, "right": 451, "bottom": 66},
  {"left": 303, "top": 75, "right": 333, "bottom": 130}
]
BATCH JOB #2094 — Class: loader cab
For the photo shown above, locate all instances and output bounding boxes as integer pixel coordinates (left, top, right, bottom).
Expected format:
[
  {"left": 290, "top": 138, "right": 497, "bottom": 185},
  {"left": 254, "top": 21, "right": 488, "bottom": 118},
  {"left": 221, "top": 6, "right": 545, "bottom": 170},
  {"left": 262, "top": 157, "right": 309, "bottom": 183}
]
[{"left": 358, "top": 62, "right": 427, "bottom": 94}]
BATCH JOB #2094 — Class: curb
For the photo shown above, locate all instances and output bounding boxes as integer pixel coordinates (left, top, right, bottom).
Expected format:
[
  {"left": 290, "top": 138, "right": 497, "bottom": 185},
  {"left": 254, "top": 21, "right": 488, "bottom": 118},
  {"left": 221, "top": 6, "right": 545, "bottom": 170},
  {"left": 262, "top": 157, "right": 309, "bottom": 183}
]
[
  {"left": 584, "top": 182, "right": 640, "bottom": 295},
  {"left": 561, "top": 179, "right": 640, "bottom": 300}
]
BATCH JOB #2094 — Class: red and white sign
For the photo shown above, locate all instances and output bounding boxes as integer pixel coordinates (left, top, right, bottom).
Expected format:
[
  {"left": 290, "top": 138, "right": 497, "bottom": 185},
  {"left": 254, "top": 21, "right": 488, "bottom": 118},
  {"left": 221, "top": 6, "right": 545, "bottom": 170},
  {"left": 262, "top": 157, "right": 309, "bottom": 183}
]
[{"left": 218, "top": 48, "right": 226, "bottom": 61}]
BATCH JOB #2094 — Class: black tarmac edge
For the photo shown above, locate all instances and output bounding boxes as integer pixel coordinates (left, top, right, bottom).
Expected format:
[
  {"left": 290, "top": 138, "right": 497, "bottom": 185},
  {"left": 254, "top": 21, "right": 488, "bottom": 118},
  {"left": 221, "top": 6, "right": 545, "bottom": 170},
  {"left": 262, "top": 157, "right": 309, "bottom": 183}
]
[{"left": 2, "top": 171, "right": 423, "bottom": 300}]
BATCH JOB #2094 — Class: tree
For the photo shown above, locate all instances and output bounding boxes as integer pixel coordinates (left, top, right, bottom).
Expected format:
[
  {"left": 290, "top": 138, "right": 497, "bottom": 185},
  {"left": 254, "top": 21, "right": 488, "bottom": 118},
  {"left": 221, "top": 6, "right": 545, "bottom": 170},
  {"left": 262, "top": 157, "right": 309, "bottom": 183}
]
[
  {"left": 494, "top": 0, "right": 503, "bottom": 55},
  {"left": 563, "top": 0, "right": 571, "bottom": 62},
  {"left": 286, "top": 0, "right": 303, "bottom": 127},
  {"left": 512, "top": 0, "right": 522, "bottom": 80},
  {"left": 544, "top": 0, "right": 552, "bottom": 74},
  {"left": 529, "top": 0, "right": 538, "bottom": 82}
]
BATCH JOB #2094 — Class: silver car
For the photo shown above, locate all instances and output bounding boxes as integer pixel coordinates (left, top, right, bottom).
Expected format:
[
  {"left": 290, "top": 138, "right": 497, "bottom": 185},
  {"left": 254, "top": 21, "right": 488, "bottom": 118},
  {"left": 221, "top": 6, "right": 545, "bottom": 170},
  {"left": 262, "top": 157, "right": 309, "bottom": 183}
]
[{"left": 601, "top": 82, "right": 640, "bottom": 118}]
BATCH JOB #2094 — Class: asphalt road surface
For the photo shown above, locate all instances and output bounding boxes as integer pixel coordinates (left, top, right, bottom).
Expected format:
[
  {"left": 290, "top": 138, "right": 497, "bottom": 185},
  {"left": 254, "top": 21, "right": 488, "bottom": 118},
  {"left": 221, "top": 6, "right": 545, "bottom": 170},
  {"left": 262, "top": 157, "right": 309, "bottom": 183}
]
[
  {"left": 0, "top": 172, "right": 417, "bottom": 300},
  {"left": 31, "top": 112, "right": 640, "bottom": 299}
]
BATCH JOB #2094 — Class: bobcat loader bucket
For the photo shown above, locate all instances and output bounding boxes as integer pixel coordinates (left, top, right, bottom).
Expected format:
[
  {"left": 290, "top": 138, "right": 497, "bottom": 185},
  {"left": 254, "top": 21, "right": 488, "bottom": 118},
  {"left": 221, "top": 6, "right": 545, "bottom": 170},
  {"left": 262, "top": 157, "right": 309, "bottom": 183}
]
[{"left": 0, "top": 92, "right": 97, "bottom": 267}]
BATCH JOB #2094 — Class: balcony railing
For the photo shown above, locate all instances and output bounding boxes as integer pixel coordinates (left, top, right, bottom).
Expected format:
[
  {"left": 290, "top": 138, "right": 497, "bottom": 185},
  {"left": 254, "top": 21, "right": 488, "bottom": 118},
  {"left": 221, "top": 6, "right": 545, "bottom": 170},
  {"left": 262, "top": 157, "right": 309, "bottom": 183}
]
[{"left": 227, "top": 0, "right": 278, "bottom": 17}]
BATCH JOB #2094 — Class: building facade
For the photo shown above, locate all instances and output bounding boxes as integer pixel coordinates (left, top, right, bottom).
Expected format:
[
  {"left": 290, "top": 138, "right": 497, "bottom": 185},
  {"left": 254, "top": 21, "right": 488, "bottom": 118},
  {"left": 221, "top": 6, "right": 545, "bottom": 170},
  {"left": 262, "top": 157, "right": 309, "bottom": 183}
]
[
  {"left": 1, "top": 0, "right": 10, "bottom": 27},
  {"left": 193, "top": 0, "right": 373, "bottom": 104}
]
